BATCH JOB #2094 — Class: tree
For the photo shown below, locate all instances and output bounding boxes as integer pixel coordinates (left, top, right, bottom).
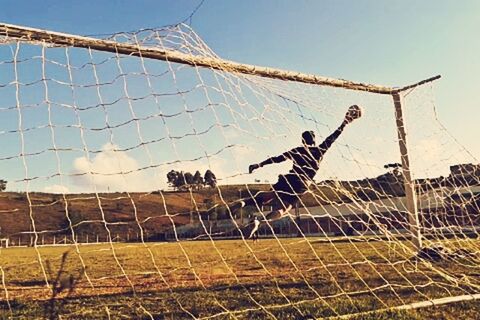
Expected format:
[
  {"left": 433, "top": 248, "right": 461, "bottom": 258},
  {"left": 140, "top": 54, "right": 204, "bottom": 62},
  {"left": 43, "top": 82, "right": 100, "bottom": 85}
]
[
  {"left": 0, "top": 179, "right": 6, "bottom": 192},
  {"left": 193, "top": 171, "right": 204, "bottom": 190},
  {"left": 184, "top": 172, "right": 194, "bottom": 187},
  {"left": 384, "top": 163, "right": 402, "bottom": 178},
  {"left": 379, "top": 163, "right": 404, "bottom": 196},
  {"left": 167, "top": 170, "right": 180, "bottom": 190},
  {"left": 204, "top": 170, "right": 217, "bottom": 188},
  {"left": 167, "top": 169, "right": 215, "bottom": 191},
  {"left": 175, "top": 171, "right": 187, "bottom": 190},
  {"left": 166, "top": 170, "right": 188, "bottom": 190}
]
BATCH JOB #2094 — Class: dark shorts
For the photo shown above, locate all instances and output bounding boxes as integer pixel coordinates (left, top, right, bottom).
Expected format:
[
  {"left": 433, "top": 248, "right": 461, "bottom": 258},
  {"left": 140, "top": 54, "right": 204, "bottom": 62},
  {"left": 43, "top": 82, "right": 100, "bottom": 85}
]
[{"left": 271, "top": 174, "right": 309, "bottom": 206}]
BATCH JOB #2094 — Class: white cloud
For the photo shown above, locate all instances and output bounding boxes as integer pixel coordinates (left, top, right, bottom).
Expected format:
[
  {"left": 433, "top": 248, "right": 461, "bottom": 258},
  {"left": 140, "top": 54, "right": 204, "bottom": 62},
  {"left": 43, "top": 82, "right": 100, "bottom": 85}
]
[
  {"left": 68, "top": 142, "right": 291, "bottom": 192},
  {"left": 71, "top": 143, "right": 160, "bottom": 192},
  {"left": 43, "top": 184, "right": 70, "bottom": 194}
]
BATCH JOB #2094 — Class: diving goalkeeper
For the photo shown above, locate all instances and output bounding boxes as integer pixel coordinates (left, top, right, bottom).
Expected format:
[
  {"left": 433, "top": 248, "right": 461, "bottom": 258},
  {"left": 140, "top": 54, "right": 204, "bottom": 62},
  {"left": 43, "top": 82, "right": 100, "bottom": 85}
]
[{"left": 209, "top": 105, "right": 362, "bottom": 234}]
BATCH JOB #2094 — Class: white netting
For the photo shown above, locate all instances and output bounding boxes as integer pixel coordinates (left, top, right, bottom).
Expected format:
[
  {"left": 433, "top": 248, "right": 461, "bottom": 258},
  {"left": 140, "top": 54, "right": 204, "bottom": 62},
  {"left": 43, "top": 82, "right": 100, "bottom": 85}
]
[{"left": 0, "top": 24, "right": 479, "bottom": 319}]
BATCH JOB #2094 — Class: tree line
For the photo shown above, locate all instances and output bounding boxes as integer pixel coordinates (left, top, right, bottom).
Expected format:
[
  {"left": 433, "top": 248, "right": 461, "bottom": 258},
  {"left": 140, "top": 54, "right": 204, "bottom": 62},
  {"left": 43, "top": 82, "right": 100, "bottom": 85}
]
[{"left": 167, "top": 169, "right": 216, "bottom": 191}]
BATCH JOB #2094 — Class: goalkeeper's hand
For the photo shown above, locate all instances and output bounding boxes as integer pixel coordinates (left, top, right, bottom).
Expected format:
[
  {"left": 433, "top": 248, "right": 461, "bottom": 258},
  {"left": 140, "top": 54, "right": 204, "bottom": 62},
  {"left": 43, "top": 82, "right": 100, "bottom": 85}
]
[
  {"left": 249, "top": 163, "right": 260, "bottom": 174},
  {"left": 344, "top": 105, "right": 362, "bottom": 124}
]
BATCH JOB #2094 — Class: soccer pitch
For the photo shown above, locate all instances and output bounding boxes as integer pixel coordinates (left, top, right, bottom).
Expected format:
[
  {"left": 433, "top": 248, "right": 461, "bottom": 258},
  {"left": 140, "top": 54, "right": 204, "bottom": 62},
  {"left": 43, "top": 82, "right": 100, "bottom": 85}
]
[{"left": 1, "top": 238, "right": 479, "bottom": 319}]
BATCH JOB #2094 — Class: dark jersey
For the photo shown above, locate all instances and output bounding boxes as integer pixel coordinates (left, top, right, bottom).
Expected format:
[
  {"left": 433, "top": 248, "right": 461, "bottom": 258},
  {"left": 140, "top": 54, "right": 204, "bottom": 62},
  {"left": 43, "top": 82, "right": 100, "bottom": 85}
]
[
  {"left": 264, "top": 125, "right": 345, "bottom": 181},
  {"left": 283, "top": 146, "right": 322, "bottom": 180}
]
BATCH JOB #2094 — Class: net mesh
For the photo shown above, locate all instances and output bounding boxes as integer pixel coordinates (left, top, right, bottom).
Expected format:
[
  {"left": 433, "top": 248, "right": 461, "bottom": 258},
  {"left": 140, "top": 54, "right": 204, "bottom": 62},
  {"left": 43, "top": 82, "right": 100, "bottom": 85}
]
[{"left": 0, "top": 24, "right": 479, "bottom": 319}]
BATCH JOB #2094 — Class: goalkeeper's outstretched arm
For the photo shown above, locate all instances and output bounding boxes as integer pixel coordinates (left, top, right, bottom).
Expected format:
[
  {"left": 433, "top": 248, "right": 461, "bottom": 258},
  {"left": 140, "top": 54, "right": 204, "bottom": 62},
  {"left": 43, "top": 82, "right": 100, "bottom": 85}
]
[
  {"left": 249, "top": 153, "right": 289, "bottom": 174},
  {"left": 248, "top": 105, "right": 362, "bottom": 173},
  {"left": 317, "top": 121, "right": 348, "bottom": 152},
  {"left": 318, "top": 104, "right": 362, "bottom": 152}
]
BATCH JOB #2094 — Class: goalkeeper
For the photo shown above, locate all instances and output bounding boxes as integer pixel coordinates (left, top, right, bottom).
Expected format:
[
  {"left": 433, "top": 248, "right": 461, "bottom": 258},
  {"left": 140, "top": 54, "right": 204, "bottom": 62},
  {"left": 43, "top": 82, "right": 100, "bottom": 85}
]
[{"left": 210, "top": 105, "right": 362, "bottom": 234}]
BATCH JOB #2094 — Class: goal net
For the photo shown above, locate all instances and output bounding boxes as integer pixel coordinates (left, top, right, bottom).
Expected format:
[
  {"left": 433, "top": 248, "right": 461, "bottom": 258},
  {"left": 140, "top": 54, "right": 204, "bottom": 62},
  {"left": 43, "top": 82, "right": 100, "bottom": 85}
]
[{"left": 0, "top": 22, "right": 479, "bottom": 319}]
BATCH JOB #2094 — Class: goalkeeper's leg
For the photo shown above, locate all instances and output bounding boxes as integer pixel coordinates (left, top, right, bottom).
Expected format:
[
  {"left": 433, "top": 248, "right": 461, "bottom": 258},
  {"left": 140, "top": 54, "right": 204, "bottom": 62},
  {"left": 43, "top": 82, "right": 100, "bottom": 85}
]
[
  {"left": 205, "top": 190, "right": 275, "bottom": 217},
  {"left": 242, "top": 204, "right": 294, "bottom": 239},
  {"left": 261, "top": 204, "right": 294, "bottom": 222}
]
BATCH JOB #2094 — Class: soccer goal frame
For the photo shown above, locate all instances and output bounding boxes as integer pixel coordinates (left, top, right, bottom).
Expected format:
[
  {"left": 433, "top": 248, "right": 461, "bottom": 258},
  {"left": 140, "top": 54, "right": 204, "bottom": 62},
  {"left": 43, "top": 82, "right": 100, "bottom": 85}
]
[{"left": 0, "top": 22, "right": 441, "bottom": 252}]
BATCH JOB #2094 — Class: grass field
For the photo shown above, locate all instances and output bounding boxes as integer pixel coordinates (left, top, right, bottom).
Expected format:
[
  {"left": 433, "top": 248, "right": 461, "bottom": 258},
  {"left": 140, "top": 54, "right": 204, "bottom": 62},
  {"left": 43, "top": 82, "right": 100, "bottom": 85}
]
[{"left": 1, "top": 238, "right": 480, "bottom": 319}]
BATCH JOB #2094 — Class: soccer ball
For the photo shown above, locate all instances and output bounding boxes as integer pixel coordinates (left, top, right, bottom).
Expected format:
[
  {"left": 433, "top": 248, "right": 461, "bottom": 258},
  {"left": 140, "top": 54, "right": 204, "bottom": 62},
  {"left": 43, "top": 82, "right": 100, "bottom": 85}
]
[{"left": 346, "top": 104, "right": 362, "bottom": 121}]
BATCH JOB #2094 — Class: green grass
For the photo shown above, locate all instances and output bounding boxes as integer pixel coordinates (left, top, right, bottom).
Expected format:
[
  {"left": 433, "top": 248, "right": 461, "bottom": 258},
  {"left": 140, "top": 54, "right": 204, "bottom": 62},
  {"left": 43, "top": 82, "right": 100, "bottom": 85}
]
[{"left": 0, "top": 238, "right": 479, "bottom": 319}]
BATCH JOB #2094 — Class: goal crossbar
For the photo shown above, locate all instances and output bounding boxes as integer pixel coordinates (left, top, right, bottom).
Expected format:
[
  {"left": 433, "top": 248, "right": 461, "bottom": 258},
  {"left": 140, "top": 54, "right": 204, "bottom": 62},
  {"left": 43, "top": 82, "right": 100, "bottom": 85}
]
[{"left": 0, "top": 22, "right": 440, "bottom": 95}]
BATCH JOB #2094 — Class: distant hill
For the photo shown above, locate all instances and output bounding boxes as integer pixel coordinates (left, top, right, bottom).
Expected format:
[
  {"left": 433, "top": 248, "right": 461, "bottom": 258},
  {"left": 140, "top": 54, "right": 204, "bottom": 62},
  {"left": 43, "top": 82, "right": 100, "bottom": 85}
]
[{"left": 0, "top": 163, "right": 479, "bottom": 243}]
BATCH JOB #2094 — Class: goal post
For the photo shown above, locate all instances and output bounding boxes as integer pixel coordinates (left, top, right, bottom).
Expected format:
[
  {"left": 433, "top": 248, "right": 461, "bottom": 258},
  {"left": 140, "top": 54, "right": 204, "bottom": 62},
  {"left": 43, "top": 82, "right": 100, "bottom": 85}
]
[
  {"left": 3, "top": 21, "right": 480, "bottom": 320},
  {"left": 0, "top": 21, "right": 437, "bottom": 252},
  {"left": 393, "top": 92, "right": 423, "bottom": 251}
]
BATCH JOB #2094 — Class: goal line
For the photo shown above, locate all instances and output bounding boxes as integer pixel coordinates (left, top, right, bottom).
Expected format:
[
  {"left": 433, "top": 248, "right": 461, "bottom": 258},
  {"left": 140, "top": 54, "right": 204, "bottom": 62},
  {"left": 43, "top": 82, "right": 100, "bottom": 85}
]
[{"left": 333, "top": 293, "right": 480, "bottom": 319}]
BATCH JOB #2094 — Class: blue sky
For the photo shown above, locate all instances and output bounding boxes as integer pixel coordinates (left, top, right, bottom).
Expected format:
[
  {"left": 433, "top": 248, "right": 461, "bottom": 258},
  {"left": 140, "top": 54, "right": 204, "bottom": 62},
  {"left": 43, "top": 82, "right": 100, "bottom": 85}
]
[{"left": 0, "top": 1, "right": 479, "bottom": 192}]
